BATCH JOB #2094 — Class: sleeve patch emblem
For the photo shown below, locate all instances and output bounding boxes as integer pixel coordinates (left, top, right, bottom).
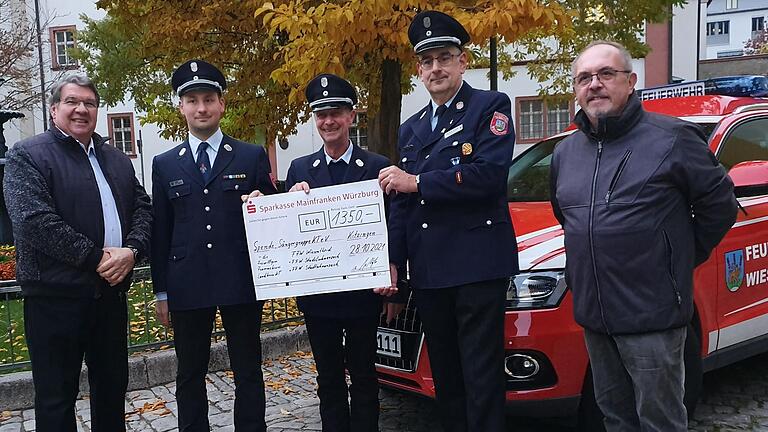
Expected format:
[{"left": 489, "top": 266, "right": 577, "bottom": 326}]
[{"left": 490, "top": 111, "right": 510, "bottom": 136}]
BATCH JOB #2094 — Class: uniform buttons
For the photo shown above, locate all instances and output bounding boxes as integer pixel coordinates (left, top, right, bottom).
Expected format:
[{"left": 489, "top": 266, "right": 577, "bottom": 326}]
[
  {"left": 175, "top": 192, "right": 180, "bottom": 197},
  {"left": 422, "top": 223, "right": 428, "bottom": 229},
  {"left": 203, "top": 189, "right": 209, "bottom": 194},
  {"left": 206, "top": 225, "right": 212, "bottom": 231},
  {"left": 207, "top": 243, "right": 213, "bottom": 249},
  {"left": 425, "top": 154, "right": 430, "bottom": 159},
  {"left": 420, "top": 199, "right": 425, "bottom": 205},
  {"left": 204, "top": 206, "right": 211, "bottom": 212},
  {"left": 486, "top": 220, "right": 492, "bottom": 225},
  {"left": 172, "top": 255, "right": 177, "bottom": 260},
  {"left": 401, "top": 157, "right": 407, "bottom": 163},
  {"left": 235, "top": 184, "right": 240, "bottom": 190}
]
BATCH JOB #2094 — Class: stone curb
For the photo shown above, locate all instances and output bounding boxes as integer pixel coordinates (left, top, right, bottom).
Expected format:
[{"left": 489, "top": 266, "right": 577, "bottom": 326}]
[{"left": 0, "top": 324, "right": 310, "bottom": 411}]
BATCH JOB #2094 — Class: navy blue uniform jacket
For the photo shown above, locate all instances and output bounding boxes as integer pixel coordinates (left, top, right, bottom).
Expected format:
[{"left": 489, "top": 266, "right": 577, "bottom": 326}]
[
  {"left": 151, "top": 136, "right": 277, "bottom": 311},
  {"left": 389, "top": 82, "right": 519, "bottom": 289},
  {"left": 286, "top": 145, "right": 390, "bottom": 318}
]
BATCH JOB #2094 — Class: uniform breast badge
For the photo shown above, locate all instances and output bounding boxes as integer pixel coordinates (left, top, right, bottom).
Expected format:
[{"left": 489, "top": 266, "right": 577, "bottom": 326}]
[{"left": 461, "top": 142, "right": 473, "bottom": 156}]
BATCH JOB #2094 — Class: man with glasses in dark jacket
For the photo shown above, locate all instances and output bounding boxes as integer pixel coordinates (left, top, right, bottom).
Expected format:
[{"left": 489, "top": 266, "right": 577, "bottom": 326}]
[
  {"left": 4, "top": 74, "right": 152, "bottom": 431},
  {"left": 550, "top": 41, "right": 738, "bottom": 431}
]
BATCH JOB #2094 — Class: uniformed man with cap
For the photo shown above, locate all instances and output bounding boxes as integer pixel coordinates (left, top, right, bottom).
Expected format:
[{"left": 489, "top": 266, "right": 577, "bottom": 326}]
[
  {"left": 378, "top": 11, "right": 518, "bottom": 432},
  {"left": 283, "top": 73, "right": 400, "bottom": 432},
  {"left": 150, "top": 59, "right": 277, "bottom": 432}
]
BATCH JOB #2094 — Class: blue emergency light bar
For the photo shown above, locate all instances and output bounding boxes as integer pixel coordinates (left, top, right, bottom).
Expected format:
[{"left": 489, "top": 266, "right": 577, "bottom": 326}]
[{"left": 637, "top": 75, "right": 768, "bottom": 101}]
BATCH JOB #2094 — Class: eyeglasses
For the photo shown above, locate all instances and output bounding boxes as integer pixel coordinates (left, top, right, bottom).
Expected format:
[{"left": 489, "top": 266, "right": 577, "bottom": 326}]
[
  {"left": 61, "top": 98, "right": 99, "bottom": 110},
  {"left": 418, "top": 53, "right": 459, "bottom": 70},
  {"left": 573, "top": 68, "right": 632, "bottom": 88}
]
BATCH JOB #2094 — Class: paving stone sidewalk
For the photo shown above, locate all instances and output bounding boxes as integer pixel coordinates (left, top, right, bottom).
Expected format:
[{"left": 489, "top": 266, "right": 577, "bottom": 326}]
[{"left": 2, "top": 351, "right": 768, "bottom": 431}]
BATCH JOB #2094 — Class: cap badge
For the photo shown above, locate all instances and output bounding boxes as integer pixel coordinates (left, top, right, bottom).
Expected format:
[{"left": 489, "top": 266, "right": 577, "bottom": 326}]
[
  {"left": 190, "top": 62, "right": 198, "bottom": 72},
  {"left": 224, "top": 144, "right": 233, "bottom": 152},
  {"left": 313, "top": 159, "right": 321, "bottom": 167},
  {"left": 323, "top": 90, "right": 329, "bottom": 96},
  {"left": 426, "top": 30, "right": 432, "bottom": 37},
  {"left": 355, "top": 159, "right": 364, "bottom": 167},
  {"left": 321, "top": 77, "right": 328, "bottom": 87},
  {"left": 424, "top": 16, "right": 431, "bottom": 28},
  {"left": 193, "top": 75, "right": 198, "bottom": 81},
  {"left": 461, "top": 143, "right": 473, "bottom": 156}
]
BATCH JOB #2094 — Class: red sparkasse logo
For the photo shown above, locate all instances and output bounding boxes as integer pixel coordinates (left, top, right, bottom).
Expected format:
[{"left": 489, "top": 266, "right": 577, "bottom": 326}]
[{"left": 246, "top": 202, "right": 257, "bottom": 214}]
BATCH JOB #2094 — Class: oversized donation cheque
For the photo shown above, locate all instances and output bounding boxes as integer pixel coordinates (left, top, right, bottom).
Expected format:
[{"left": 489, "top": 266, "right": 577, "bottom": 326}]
[{"left": 242, "top": 179, "right": 390, "bottom": 300}]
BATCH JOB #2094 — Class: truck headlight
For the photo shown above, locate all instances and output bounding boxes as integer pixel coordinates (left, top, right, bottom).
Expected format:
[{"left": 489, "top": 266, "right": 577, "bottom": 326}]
[{"left": 506, "top": 271, "right": 566, "bottom": 310}]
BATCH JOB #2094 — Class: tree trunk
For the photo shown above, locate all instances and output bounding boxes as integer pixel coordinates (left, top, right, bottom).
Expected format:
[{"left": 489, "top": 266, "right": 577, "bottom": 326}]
[{"left": 368, "top": 59, "right": 402, "bottom": 162}]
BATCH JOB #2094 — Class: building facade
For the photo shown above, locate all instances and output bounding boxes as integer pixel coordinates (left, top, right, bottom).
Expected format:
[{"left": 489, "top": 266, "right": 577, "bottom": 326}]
[{"left": 705, "top": 0, "right": 768, "bottom": 59}]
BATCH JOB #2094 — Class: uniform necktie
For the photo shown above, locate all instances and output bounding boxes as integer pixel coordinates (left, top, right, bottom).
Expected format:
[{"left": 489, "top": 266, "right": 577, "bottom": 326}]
[
  {"left": 328, "top": 160, "right": 348, "bottom": 185},
  {"left": 432, "top": 104, "right": 447, "bottom": 131},
  {"left": 197, "top": 142, "right": 211, "bottom": 182}
]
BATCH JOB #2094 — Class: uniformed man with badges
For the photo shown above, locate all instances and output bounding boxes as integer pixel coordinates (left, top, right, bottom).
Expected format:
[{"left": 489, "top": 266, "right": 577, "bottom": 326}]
[
  {"left": 284, "top": 73, "right": 399, "bottom": 432},
  {"left": 150, "top": 59, "right": 277, "bottom": 432},
  {"left": 378, "top": 11, "right": 519, "bottom": 432}
]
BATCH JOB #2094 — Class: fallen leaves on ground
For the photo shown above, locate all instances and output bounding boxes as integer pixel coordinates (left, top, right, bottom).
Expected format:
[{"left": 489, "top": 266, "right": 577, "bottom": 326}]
[{"left": 124, "top": 400, "right": 171, "bottom": 417}]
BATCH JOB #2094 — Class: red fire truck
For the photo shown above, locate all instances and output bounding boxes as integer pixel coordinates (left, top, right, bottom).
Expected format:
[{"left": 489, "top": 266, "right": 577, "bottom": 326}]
[{"left": 375, "top": 76, "right": 768, "bottom": 429}]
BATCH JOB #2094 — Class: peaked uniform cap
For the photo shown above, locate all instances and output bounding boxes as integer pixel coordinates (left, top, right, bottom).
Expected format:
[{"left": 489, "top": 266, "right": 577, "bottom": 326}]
[
  {"left": 172, "top": 59, "right": 227, "bottom": 96},
  {"left": 305, "top": 74, "right": 358, "bottom": 112},
  {"left": 409, "top": 10, "right": 470, "bottom": 54}
]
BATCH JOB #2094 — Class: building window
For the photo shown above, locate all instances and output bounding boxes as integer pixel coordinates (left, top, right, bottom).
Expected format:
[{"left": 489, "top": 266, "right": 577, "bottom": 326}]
[
  {"left": 516, "top": 97, "right": 572, "bottom": 143},
  {"left": 349, "top": 111, "right": 367, "bottom": 149},
  {"left": 706, "top": 20, "right": 730, "bottom": 45},
  {"left": 726, "top": 0, "right": 737, "bottom": 9},
  {"left": 50, "top": 26, "right": 77, "bottom": 70},
  {"left": 707, "top": 21, "right": 729, "bottom": 36},
  {"left": 107, "top": 113, "right": 136, "bottom": 156},
  {"left": 717, "top": 49, "right": 744, "bottom": 58},
  {"left": 752, "top": 17, "right": 765, "bottom": 33}
]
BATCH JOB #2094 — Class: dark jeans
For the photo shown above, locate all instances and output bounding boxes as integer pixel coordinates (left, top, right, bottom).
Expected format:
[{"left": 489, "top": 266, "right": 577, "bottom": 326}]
[
  {"left": 412, "top": 279, "right": 507, "bottom": 432},
  {"left": 584, "top": 327, "right": 688, "bottom": 432},
  {"left": 305, "top": 314, "right": 380, "bottom": 432},
  {"left": 172, "top": 302, "right": 266, "bottom": 432},
  {"left": 25, "top": 290, "right": 128, "bottom": 432}
]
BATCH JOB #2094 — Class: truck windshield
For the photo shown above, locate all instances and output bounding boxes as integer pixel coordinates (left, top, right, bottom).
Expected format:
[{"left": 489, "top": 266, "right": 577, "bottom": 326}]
[{"left": 507, "top": 136, "right": 563, "bottom": 203}]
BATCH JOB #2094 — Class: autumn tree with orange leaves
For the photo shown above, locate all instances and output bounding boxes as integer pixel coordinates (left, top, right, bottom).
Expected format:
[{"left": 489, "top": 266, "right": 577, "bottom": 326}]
[{"left": 78, "top": 0, "right": 684, "bottom": 160}]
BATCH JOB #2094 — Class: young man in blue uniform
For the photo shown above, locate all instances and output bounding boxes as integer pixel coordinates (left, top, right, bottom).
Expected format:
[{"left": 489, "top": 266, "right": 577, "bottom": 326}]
[
  {"left": 378, "top": 11, "right": 518, "bottom": 432},
  {"left": 284, "top": 73, "right": 400, "bottom": 432},
  {"left": 150, "top": 59, "right": 277, "bottom": 432}
]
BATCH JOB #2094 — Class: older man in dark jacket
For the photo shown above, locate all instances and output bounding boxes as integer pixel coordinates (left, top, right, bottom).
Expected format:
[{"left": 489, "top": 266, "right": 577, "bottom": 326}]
[
  {"left": 550, "top": 41, "right": 738, "bottom": 431},
  {"left": 4, "top": 74, "right": 152, "bottom": 432}
]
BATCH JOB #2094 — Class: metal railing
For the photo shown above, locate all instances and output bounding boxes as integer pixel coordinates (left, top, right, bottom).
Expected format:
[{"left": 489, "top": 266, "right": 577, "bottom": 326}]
[{"left": 0, "top": 266, "right": 303, "bottom": 374}]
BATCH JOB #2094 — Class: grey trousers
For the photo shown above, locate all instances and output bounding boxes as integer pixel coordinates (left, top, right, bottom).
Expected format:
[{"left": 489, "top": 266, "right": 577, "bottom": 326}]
[{"left": 584, "top": 326, "right": 688, "bottom": 432}]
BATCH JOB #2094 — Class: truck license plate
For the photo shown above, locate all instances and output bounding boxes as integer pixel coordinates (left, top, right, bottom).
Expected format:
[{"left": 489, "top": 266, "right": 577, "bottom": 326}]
[{"left": 376, "top": 329, "right": 401, "bottom": 358}]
